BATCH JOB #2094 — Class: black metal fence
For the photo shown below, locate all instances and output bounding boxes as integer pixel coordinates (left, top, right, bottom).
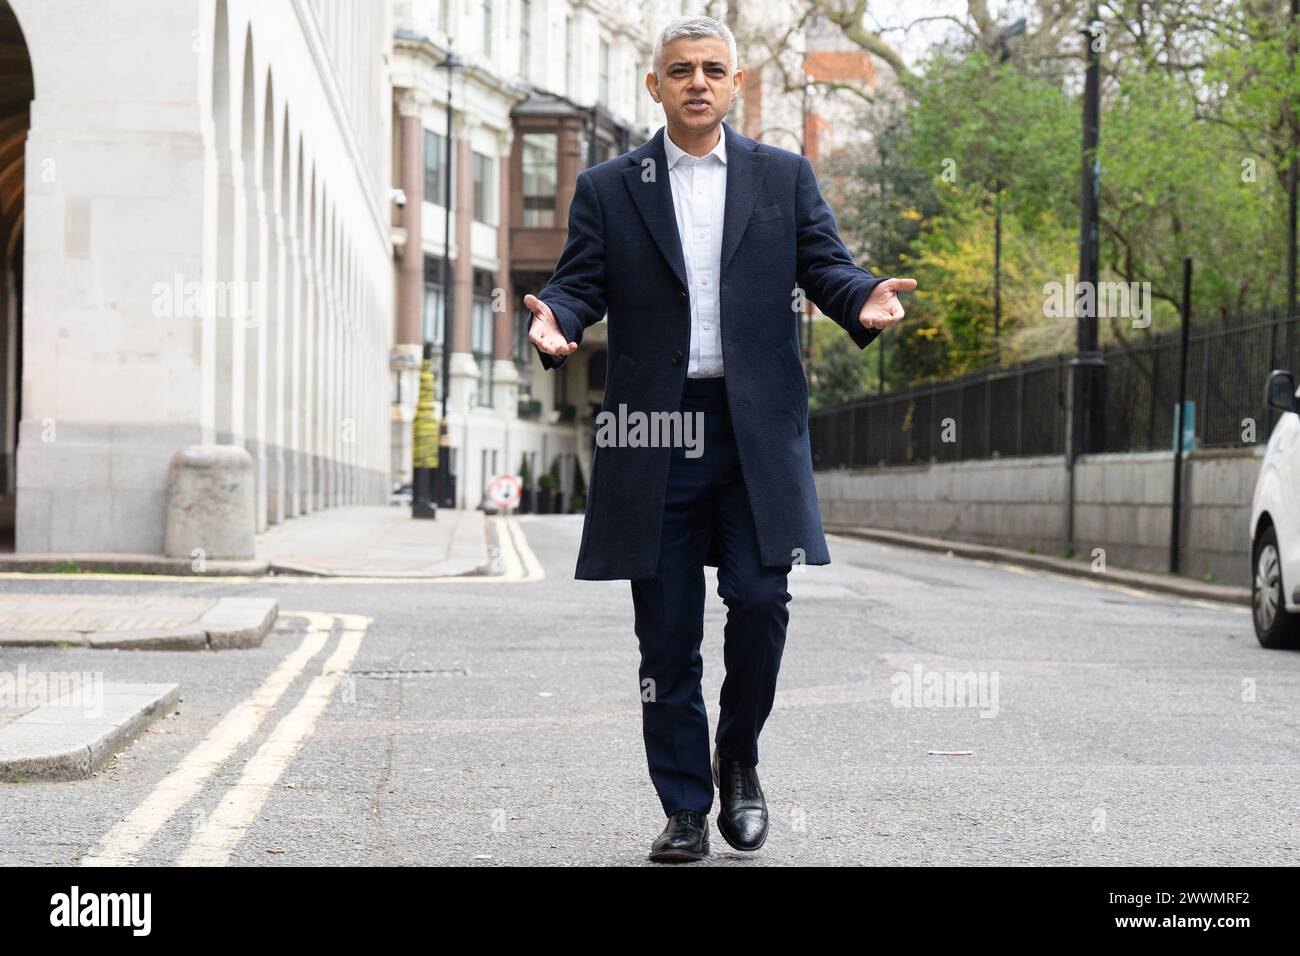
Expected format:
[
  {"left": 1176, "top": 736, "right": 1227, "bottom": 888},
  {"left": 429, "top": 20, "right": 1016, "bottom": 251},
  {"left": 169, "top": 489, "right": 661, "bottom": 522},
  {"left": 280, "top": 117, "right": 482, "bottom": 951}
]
[{"left": 810, "top": 306, "right": 1298, "bottom": 470}]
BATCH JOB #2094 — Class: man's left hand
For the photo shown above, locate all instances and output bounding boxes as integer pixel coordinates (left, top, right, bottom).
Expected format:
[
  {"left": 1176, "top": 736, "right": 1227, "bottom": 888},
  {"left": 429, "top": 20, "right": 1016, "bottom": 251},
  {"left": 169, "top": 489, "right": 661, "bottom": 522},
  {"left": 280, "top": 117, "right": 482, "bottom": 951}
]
[{"left": 859, "top": 277, "right": 918, "bottom": 330}]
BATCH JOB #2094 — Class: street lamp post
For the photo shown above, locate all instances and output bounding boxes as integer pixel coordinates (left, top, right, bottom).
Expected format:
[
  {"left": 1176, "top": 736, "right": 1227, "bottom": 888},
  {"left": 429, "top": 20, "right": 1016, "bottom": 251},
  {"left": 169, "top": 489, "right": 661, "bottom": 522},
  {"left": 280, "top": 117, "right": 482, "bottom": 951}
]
[
  {"left": 1076, "top": 6, "right": 1103, "bottom": 415},
  {"left": 1065, "top": 4, "right": 1107, "bottom": 555},
  {"left": 432, "top": 44, "right": 460, "bottom": 510},
  {"left": 991, "top": 18, "right": 1025, "bottom": 367}
]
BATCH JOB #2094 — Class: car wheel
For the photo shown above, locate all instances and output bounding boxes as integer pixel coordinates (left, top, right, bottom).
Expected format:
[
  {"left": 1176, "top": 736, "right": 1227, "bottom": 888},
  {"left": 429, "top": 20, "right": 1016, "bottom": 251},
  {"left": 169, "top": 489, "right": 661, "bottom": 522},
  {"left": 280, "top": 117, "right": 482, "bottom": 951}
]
[{"left": 1252, "top": 525, "right": 1300, "bottom": 649}]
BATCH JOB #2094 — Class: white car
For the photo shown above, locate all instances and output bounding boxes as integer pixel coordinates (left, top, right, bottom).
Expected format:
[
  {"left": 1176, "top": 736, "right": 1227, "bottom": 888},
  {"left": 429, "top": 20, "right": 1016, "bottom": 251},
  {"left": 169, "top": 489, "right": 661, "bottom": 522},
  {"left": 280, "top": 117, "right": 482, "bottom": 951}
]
[{"left": 1250, "top": 369, "right": 1300, "bottom": 648}]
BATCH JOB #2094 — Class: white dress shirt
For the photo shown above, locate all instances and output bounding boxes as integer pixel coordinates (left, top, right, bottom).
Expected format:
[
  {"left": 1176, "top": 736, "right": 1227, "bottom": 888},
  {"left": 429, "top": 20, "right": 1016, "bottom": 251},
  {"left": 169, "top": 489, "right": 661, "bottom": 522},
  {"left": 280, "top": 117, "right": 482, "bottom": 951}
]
[{"left": 663, "top": 128, "right": 727, "bottom": 379}]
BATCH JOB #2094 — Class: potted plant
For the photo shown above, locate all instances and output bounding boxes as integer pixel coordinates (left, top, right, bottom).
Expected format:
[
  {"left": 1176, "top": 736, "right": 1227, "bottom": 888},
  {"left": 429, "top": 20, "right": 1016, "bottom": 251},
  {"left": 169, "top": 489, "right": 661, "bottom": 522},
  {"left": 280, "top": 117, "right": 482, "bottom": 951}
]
[
  {"left": 547, "top": 459, "right": 564, "bottom": 513},
  {"left": 517, "top": 397, "right": 542, "bottom": 420},
  {"left": 537, "top": 466, "right": 557, "bottom": 514},
  {"left": 571, "top": 458, "right": 586, "bottom": 513},
  {"left": 555, "top": 402, "right": 576, "bottom": 424},
  {"left": 518, "top": 455, "right": 532, "bottom": 514}
]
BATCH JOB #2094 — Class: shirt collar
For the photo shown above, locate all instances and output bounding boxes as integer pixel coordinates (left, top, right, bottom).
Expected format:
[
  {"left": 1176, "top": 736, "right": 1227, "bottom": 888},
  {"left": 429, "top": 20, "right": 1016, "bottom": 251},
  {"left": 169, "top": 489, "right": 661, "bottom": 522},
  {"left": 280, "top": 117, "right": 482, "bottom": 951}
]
[{"left": 663, "top": 126, "right": 728, "bottom": 169}]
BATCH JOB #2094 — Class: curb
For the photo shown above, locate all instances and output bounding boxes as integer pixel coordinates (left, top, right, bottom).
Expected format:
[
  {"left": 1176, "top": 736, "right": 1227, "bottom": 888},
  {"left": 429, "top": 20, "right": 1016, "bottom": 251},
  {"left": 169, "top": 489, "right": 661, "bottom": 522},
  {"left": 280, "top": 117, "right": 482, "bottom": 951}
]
[
  {"left": 265, "top": 559, "right": 489, "bottom": 578},
  {"left": 0, "top": 553, "right": 269, "bottom": 576},
  {"left": 0, "top": 682, "right": 181, "bottom": 782},
  {"left": 0, "top": 597, "right": 279, "bottom": 650},
  {"left": 825, "top": 526, "right": 1250, "bottom": 606}
]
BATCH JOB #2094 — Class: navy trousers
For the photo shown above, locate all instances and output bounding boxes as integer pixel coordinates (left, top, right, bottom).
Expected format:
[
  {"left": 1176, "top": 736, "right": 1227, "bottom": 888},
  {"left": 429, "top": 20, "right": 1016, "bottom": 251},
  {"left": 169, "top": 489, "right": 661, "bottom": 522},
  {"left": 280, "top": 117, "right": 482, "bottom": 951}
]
[{"left": 630, "top": 375, "right": 792, "bottom": 817}]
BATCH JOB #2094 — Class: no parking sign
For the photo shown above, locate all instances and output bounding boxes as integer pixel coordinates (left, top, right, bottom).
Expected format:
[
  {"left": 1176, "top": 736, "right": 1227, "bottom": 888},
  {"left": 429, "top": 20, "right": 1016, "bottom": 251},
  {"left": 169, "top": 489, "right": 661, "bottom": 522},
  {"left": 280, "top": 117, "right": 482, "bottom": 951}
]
[{"left": 485, "top": 474, "right": 522, "bottom": 511}]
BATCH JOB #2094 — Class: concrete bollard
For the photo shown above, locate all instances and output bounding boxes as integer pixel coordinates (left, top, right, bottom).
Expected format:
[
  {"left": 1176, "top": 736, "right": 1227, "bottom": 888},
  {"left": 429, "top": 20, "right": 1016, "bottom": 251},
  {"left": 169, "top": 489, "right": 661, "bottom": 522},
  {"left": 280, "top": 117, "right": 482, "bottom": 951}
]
[{"left": 163, "top": 445, "right": 255, "bottom": 560}]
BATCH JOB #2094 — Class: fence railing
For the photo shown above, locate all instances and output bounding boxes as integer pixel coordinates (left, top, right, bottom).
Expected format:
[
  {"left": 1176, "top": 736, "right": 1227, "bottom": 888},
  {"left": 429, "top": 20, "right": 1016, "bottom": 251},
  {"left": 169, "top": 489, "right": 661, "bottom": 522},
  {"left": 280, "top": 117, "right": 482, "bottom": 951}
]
[{"left": 810, "top": 306, "right": 1299, "bottom": 470}]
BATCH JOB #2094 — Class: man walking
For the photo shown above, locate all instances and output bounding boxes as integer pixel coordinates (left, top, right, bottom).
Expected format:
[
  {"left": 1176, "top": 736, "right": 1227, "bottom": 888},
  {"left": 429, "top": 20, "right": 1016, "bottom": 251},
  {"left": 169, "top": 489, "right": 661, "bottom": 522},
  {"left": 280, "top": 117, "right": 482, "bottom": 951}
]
[{"left": 524, "top": 15, "right": 916, "bottom": 862}]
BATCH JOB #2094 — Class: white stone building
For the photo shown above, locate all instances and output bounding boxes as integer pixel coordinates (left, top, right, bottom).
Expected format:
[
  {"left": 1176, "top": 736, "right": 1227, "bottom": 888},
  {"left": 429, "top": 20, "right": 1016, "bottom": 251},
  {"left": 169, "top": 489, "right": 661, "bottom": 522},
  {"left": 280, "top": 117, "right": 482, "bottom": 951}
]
[{"left": 1, "top": 0, "right": 395, "bottom": 553}]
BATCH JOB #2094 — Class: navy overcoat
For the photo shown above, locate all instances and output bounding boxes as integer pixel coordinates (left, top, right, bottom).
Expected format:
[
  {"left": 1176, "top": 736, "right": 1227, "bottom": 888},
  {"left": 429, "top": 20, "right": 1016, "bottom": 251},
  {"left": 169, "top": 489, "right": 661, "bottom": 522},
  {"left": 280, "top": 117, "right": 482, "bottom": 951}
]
[{"left": 532, "top": 121, "right": 883, "bottom": 580}]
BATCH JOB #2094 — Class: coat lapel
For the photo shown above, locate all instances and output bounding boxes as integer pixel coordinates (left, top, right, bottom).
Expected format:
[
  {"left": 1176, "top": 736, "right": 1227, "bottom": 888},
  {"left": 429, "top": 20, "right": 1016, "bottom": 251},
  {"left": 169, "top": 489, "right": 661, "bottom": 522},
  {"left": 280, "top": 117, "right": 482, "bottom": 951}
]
[
  {"left": 622, "top": 127, "right": 687, "bottom": 291},
  {"left": 719, "top": 122, "right": 767, "bottom": 277}
]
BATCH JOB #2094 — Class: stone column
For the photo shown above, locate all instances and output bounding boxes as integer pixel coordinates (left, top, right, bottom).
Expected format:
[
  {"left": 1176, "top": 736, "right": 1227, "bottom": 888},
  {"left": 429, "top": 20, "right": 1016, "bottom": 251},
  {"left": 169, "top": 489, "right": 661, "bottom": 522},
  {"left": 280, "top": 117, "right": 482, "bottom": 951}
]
[
  {"left": 556, "top": 117, "right": 583, "bottom": 229},
  {"left": 493, "top": 128, "right": 519, "bottom": 416},
  {"left": 448, "top": 129, "right": 478, "bottom": 414},
  {"left": 396, "top": 99, "right": 424, "bottom": 347}
]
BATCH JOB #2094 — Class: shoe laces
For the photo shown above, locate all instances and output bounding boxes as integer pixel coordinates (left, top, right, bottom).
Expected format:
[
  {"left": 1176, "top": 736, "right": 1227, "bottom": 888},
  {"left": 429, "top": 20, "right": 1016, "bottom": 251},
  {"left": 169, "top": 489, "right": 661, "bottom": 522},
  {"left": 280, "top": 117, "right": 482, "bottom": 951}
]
[
  {"left": 725, "top": 758, "right": 759, "bottom": 801},
  {"left": 675, "top": 808, "right": 703, "bottom": 828}
]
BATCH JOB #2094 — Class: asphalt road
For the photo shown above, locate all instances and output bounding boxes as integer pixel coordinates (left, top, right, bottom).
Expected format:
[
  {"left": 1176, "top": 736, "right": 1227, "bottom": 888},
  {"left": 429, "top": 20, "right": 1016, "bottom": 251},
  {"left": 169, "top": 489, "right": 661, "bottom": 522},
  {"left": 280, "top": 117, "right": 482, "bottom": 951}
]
[{"left": 1, "top": 514, "right": 1295, "bottom": 866}]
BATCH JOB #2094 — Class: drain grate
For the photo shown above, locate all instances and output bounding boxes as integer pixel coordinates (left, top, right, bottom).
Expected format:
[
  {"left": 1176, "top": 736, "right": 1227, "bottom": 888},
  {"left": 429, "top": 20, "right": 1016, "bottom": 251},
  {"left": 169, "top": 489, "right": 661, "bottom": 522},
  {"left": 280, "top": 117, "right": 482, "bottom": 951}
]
[{"left": 349, "top": 668, "right": 468, "bottom": 679}]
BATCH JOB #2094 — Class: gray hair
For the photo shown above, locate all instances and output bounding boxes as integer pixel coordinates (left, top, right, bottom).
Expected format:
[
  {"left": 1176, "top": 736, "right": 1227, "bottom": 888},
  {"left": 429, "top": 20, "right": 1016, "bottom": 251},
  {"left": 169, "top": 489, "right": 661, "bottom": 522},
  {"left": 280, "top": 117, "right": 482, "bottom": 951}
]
[{"left": 652, "top": 15, "right": 738, "bottom": 75}]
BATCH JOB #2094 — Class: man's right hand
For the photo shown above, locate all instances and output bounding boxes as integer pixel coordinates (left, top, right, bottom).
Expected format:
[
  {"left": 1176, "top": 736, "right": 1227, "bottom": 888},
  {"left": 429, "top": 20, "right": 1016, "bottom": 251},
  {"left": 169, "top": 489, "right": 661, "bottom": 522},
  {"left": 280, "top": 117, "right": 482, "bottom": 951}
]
[{"left": 524, "top": 294, "right": 579, "bottom": 358}]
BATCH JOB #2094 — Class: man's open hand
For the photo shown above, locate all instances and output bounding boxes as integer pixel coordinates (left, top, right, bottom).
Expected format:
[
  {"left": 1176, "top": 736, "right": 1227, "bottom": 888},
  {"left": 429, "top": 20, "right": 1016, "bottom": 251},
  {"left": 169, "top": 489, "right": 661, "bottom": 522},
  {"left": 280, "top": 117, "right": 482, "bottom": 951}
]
[
  {"left": 859, "top": 277, "right": 918, "bottom": 330},
  {"left": 524, "top": 294, "right": 579, "bottom": 358}
]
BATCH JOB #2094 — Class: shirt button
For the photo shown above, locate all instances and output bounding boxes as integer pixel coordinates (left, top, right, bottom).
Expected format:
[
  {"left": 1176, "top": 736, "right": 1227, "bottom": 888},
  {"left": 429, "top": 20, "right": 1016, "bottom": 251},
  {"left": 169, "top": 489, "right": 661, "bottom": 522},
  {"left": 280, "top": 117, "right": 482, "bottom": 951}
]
[
  {"left": 703, "top": 324, "right": 710, "bottom": 331},
  {"left": 700, "top": 278, "right": 709, "bottom": 286}
]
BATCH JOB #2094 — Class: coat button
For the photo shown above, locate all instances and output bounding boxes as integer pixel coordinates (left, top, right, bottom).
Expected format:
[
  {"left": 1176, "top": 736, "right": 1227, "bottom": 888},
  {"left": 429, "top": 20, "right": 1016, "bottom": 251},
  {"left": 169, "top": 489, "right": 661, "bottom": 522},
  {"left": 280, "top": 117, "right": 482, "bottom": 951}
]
[
  {"left": 672, "top": 351, "right": 683, "bottom": 366},
  {"left": 678, "top": 288, "right": 687, "bottom": 302}
]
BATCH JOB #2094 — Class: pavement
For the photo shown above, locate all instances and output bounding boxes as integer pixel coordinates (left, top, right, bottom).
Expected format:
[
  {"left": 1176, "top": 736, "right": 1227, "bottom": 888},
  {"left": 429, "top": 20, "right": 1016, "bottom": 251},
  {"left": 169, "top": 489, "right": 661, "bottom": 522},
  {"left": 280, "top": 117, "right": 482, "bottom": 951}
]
[
  {"left": 0, "top": 681, "right": 180, "bottom": 782},
  {"left": 0, "top": 505, "right": 489, "bottom": 578},
  {"left": 0, "top": 593, "right": 274, "bottom": 780},
  {"left": 0, "top": 594, "right": 278, "bottom": 650},
  {"left": 255, "top": 505, "right": 489, "bottom": 577}
]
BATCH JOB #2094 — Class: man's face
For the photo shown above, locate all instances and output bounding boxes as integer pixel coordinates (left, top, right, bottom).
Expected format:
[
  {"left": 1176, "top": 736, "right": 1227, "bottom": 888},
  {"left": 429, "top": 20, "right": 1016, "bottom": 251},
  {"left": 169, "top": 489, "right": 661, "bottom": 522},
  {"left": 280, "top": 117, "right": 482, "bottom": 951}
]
[{"left": 646, "top": 36, "right": 743, "bottom": 136}]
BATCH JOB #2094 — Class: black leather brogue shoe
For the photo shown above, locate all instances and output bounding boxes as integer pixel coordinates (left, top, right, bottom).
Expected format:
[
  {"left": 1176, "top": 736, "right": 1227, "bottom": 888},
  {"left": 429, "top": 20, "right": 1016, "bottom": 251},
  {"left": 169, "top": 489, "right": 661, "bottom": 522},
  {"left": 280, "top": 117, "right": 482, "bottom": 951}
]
[
  {"left": 711, "top": 745, "right": 769, "bottom": 851},
  {"left": 648, "top": 809, "right": 710, "bottom": 862}
]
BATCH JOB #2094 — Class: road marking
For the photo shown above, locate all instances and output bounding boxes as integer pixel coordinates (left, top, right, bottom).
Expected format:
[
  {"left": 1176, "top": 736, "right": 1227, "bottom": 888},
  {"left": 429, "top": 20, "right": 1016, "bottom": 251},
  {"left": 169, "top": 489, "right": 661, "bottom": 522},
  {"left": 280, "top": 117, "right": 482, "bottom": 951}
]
[
  {"left": 498, "top": 515, "right": 545, "bottom": 582},
  {"left": 80, "top": 612, "right": 335, "bottom": 866},
  {"left": 175, "top": 613, "right": 370, "bottom": 866}
]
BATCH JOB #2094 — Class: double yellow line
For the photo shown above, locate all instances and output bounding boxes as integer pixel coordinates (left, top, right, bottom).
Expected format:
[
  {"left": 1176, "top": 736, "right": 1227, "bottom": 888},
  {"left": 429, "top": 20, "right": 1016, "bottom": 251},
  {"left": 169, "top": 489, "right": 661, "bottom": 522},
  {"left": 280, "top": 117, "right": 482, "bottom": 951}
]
[{"left": 81, "top": 611, "right": 369, "bottom": 867}]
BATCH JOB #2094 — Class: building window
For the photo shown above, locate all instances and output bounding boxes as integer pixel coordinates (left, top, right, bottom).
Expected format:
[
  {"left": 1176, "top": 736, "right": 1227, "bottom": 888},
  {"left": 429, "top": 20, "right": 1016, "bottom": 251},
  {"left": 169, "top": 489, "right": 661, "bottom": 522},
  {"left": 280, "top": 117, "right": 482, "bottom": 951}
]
[
  {"left": 423, "top": 256, "right": 447, "bottom": 349},
  {"left": 424, "top": 130, "right": 449, "bottom": 206},
  {"left": 423, "top": 256, "right": 448, "bottom": 402},
  {"left": 599, "top": 39, "right": 610, "bottom": 106},
  {"left": 514, "top": 299, "right": 531, "bottom": 362},
  {"left": 521, "top": 133, "right": 556, "bottom": 227},
  {"left": 472, "top": 270, "right": 496, "bottom": 407},
  {"left": 480, "top": 0, "right": 493, "bottom": 57},
  {"left": 473, "top": 152, "right": 496, "bottom": 225},
  {"left": 520, "top": 0, "right": 531, "bottom": 78}
]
